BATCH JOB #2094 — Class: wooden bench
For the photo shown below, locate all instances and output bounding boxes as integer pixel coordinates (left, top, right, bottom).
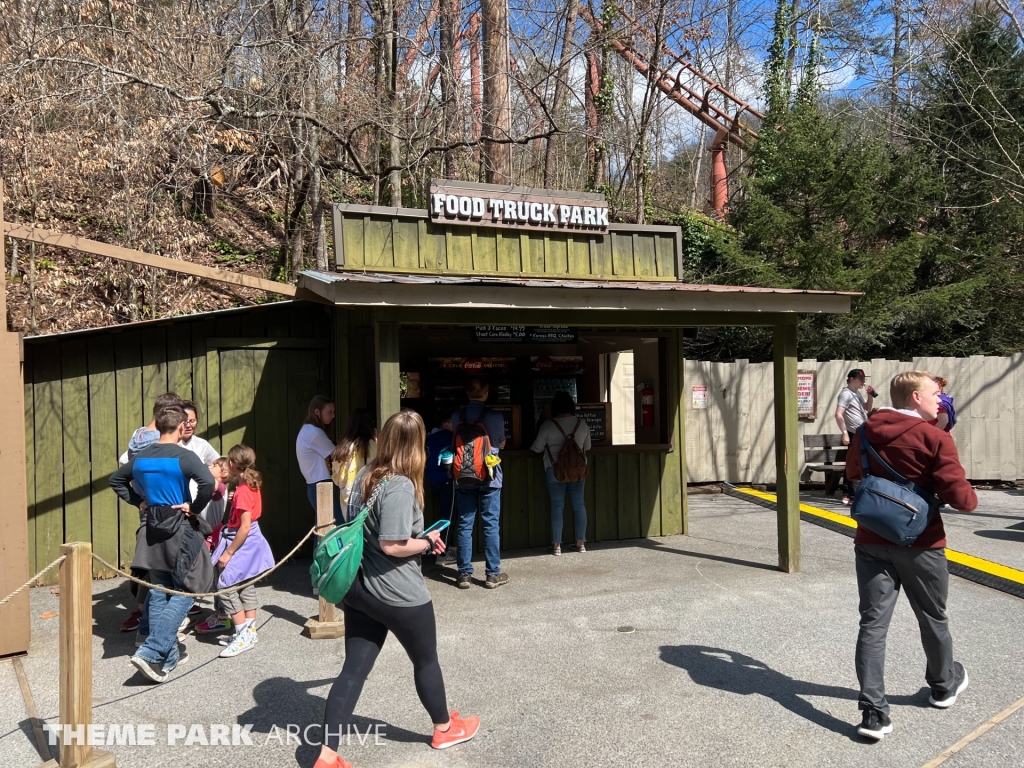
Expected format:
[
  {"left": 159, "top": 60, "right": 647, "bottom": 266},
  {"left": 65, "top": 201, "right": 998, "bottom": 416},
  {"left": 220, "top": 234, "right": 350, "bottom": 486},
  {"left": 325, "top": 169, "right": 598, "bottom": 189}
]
[{"left": 802, "top": 434, "right": 847, "bottom": 495}]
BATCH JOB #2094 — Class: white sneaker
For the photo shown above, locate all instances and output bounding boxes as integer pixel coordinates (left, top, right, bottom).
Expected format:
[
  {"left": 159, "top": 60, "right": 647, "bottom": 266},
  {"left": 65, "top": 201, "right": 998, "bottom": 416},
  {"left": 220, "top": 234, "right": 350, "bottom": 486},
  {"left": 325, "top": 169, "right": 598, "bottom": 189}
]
[{"left": 219, "top": 626, "right": 256, "bottom": 658}]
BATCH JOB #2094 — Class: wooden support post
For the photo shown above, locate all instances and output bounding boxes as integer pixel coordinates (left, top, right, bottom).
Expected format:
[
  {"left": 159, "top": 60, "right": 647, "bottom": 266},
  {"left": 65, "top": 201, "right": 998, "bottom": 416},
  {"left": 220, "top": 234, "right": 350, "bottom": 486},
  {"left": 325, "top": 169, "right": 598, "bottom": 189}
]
[
  {"left": 304, "top": 482, "right": 345, "bottom": 640},
  {"left": 773, "top": 321, "right": 801, "bottom": 573},
  {"left": 333, "top": 308, "right": 350, "bottom": 421},
  {"left": 677, "top": 331, "right": 689, "bottom": 534},
  {"left": 39, "top": 543, "right": 116, "bottom": 768},
  {"left": 0, "top": 178, "right": 31, "bottom": 658},
  {"left": 375, "top": 318, "right": 401, "bottom": 428}
]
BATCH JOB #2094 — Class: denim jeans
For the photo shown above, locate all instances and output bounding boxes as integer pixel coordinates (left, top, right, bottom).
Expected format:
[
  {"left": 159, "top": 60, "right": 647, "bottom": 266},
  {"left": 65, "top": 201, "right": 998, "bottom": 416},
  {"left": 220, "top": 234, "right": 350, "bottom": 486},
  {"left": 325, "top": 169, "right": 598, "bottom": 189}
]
[
  {"left": 545, "top": 466, "right": 587, "bottom": 544},
  {"left": 455, "top": 486, "right": 501, "bottom": 576},
  {"left": 307, "top": 482, "right": 344, "bottom": 525},
  {"left": 135, "top": 570, "right": 193, "bottom": 670},
  {"left": 138, "top": 591, "right": 150, "bottom": 636}
]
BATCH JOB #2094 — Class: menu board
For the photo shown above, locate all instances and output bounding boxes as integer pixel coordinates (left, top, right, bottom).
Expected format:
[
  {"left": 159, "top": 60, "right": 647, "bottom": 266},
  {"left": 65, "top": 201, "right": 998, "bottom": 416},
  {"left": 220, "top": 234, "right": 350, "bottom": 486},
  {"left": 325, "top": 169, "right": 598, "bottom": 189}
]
[
  {"left": 474, "top": 326, "right": 578, "bottom": 344},
  {"left": 487, "top": 405, "right": 522, "bottom": 448},
  {"left": 797, "top": 370, "right": 817, "bottom": 419},
  {"left": 576, "top": 403, "right": 611, "bottom": 446}
]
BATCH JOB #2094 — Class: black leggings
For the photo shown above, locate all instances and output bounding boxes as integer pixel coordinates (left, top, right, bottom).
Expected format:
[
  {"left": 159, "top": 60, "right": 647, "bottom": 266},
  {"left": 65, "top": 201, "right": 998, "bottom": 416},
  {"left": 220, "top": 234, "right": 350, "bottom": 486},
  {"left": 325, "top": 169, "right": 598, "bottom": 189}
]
[{"left": 323, "top": 574, "right": 448, "bottom": 751}]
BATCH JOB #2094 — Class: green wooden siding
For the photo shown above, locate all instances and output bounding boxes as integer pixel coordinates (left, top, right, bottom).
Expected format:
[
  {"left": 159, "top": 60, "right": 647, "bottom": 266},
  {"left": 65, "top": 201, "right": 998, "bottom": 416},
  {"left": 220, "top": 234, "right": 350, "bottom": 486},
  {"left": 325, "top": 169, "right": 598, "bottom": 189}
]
[
  {"left": 421, "top": 448, "right": 679, "bottom": 549},
  {"left": 26, "top": 303, "right": 692, "bottom": 579},
  {"left": 23, "top": 303, "right": 331, "bottom": 581},
  {"left": 335, "top": 207, "right": 682, "bottom": 281}
]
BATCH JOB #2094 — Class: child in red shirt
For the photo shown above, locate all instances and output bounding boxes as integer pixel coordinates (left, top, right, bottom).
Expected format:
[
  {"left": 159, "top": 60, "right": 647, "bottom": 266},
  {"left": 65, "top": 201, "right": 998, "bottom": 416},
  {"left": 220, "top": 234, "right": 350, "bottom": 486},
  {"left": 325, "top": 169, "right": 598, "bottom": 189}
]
[{"left": 210, "top": 445, "right": 275, "bottom": 658}]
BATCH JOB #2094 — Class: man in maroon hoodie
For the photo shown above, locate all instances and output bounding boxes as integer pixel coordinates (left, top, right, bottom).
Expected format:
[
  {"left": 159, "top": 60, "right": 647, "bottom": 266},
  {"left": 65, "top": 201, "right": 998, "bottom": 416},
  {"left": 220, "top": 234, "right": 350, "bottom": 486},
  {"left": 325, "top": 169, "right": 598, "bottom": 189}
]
[{"left": 846, "top": 371, "right": 977, "bottom": 741}]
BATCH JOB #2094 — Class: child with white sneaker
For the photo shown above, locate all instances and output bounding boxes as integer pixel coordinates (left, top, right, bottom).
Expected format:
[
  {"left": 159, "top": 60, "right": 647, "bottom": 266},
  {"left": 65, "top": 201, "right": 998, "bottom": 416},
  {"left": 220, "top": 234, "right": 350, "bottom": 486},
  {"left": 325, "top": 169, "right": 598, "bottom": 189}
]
[{"left": 210, "top": 445, "right": 274, "bottom": 658}]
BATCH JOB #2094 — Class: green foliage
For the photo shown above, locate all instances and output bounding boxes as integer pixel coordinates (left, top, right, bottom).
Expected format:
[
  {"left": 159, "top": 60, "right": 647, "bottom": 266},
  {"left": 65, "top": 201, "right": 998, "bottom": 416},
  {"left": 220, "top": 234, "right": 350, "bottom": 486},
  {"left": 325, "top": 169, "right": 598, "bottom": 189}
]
[
  {"left": 209, "top": 238, "right": 257, "bottom": 264},
  {"left": 721, "top": 11, "right": 1024, "bottom": 362}
]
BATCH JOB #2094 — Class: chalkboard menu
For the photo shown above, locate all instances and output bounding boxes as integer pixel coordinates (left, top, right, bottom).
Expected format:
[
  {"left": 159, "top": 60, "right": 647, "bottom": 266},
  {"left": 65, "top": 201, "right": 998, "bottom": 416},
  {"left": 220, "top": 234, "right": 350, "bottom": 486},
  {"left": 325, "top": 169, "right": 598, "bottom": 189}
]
[
  {"left": 487, "top": 404, "right": 522, "bottom": 448},
  {"left": 473, "top": 326, "right": 577, "bottom": 344},
  {"left": 576, "top": 403, "right": 611, "bottom": 446}
]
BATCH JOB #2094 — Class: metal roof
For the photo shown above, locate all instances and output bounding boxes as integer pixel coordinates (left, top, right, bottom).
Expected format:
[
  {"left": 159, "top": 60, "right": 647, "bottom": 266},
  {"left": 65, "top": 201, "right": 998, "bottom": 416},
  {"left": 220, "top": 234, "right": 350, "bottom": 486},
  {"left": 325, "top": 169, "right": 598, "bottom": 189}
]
[
  {"left": 22, "top": 300, "right": 302, "bottom": 342},
  {"left": 300, "top": 270, "right": 858, "bottom": 297},
  {"left": 296, "top": 270, "right": 855, "bottom": 316}
]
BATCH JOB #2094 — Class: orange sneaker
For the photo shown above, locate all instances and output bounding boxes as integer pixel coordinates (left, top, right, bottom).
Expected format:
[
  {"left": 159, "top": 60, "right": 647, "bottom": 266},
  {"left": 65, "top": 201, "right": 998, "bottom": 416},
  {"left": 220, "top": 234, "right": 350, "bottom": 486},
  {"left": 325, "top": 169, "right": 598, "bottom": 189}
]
[
  {"left": 313, "top": 758, "right": 352, "bottom": 768},
  {"left": 431, "top": 709, "right": 480, "bottom": 750}
]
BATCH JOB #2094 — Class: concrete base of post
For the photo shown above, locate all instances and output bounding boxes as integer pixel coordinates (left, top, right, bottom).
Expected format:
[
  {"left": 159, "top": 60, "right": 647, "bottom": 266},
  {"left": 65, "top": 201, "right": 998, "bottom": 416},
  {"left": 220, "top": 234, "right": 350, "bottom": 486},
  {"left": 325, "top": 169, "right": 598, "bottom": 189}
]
[
  {"left": 303, "top": 616, "right": 346, "bottom": 639},
  {"left": 38, "top": 748, "right": 116, "bottom": 768}
]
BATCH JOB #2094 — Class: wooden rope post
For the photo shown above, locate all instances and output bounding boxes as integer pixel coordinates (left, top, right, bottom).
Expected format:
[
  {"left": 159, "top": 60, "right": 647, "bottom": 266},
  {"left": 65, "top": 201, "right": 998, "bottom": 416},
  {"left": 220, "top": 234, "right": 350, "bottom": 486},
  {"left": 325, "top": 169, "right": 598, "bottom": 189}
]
[
  {"left": 39, "top": 542, "right": 115, "bottom": 768},
  {"left": 304, "top": 482, "right": 346, "bottom": 640}
]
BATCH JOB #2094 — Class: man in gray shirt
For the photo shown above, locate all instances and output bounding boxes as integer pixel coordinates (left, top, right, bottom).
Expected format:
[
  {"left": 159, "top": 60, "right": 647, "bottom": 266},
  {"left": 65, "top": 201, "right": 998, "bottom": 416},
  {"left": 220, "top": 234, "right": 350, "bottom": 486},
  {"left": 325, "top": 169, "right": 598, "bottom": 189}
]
[{"left": 835, "top": 368, "right": 876, "bottom": 504}]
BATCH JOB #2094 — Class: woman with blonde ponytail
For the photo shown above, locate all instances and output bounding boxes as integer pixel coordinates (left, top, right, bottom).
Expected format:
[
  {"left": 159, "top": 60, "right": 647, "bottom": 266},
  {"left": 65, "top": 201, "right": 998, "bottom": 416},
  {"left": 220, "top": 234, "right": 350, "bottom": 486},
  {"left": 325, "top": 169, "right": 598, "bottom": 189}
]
[
  {"left": 210, "top": 444, "right": 275, "bottom": 658},
  {"left": 313, "top": 410, "right": 480, "bottom": 768}
]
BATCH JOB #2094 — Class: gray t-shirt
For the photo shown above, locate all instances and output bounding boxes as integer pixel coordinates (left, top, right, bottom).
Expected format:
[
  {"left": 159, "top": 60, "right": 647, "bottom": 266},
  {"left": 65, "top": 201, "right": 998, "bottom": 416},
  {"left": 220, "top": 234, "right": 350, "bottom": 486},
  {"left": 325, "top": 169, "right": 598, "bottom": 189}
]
[
  {"left": 837, "top": 386, "right": 867, "bottom": 432},
  {"left": 347, "top": 469, "right": 431, "bottom": 608}
]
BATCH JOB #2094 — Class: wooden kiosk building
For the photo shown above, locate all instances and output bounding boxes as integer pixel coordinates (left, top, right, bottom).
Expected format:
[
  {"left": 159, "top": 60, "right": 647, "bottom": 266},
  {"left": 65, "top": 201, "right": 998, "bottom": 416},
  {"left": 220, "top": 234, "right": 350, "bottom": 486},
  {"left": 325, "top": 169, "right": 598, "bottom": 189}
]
[
  {"left": 303, "top": 181, "right": 852, "bottom": 571},
  {"left": 3, "top": 181, "right": 853, "bottom": 658}
]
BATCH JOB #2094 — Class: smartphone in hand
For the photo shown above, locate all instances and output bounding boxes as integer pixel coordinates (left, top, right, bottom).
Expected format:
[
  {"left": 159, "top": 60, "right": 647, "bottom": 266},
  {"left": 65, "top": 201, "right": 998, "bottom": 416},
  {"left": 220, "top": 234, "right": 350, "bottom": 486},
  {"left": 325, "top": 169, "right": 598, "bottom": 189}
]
[{"left": 418, "top": 519, "right": 451, "bottom": 538}]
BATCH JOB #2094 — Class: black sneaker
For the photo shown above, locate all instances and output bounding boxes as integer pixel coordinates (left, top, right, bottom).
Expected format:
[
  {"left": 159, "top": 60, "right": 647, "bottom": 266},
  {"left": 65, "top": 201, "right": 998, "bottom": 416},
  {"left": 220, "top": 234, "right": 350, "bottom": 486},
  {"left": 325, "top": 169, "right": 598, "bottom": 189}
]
[
  {"left": 857, "top": 708, "right": 893, "bottom": 740},
  {"left": 456, "top": 573, "right": 472, "bottom": 590},
  {"left": 130, "top": 655, "right": 168, "bottom": 684},
  {"left": 485, "top": 573, "right": 509, "bottom": 589},
  {"left": 930, "top": 662, "right": 969, "bottom": 708}
]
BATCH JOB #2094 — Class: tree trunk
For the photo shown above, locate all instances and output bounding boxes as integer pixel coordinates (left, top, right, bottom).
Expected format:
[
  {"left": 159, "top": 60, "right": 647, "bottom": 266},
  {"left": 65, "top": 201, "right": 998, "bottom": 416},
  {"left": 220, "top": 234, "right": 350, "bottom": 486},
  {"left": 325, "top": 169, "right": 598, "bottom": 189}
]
[
  {"left": 440, "top": 0, "right": 462, "bottom": 178},
  {"left": 481, "top": 0, "right": 512, "bottom": 184},
  {"left": 543, "top": 0, "right": 579, "bottom": 188},
  {"left": 346, "top": 0, "right": 363, "bottom": 80},
  {"left": 386, "top": 1, "right": 401, "bottom": 203},
  {"left": 585, "top": 47, "right": 606, "bottom": 190},
  {"left": 469, "top": 12, "right": 483, "bottom": 175}
]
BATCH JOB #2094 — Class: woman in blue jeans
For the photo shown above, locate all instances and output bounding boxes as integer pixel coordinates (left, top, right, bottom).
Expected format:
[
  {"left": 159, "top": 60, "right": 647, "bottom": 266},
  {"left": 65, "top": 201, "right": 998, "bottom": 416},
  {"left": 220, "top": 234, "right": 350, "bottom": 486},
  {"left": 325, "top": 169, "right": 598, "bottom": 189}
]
[{"left": 530, "top": 391, "right": 592, "bottom": 556}]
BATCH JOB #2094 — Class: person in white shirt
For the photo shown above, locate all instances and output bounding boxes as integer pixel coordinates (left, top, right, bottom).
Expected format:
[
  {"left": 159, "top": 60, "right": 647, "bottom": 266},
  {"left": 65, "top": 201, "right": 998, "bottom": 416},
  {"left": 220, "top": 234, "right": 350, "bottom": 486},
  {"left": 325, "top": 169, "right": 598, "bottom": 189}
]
[
  {"left": 530, "top": 391, "right": 592, "bottom": 556},
  {"left": 296, "top": 395, "right": 341, "bottom": 522},
  {"left": 179, "top": 400, "right": 221, "bottom": 465}
]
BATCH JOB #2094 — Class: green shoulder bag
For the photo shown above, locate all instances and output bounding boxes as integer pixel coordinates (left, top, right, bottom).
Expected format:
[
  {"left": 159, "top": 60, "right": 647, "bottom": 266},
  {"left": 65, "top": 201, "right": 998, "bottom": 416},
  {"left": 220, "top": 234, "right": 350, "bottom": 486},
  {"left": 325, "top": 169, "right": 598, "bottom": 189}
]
[{"left": 309, "top": 476, "right": 388, "bottom": 604}]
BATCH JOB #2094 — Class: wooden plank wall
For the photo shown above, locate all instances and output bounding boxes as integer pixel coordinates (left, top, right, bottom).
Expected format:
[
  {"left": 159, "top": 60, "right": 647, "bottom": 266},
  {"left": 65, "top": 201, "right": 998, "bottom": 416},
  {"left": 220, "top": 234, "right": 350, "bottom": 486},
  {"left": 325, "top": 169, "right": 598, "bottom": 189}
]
[
  {"left": 339, "top": 211, "right": 680, "bottom": 280},
  {"left": 421, "top": 450, "right": 676, "bottom": 547},
  {"left": 684, "top": 355, "right": 1024, "bottom": 484},
  {"left": 23, "top": 302, "right": 333, "bottom": 580}
]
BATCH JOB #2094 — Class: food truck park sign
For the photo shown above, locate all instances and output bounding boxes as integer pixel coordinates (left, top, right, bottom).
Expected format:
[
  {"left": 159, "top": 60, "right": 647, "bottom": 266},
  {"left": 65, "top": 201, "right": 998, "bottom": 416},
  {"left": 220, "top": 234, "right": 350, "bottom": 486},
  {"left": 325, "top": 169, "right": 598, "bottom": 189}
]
[{"left": 429, "top": 179, "right": 610, "bottom": 233}]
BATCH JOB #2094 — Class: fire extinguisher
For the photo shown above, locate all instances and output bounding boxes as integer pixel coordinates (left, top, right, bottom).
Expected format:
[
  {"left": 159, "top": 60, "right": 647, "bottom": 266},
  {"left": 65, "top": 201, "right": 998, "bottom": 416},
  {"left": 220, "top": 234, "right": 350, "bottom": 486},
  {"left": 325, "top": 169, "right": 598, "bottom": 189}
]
[{"left": 640, "top": 383, "right": 655, "bottom": 427}]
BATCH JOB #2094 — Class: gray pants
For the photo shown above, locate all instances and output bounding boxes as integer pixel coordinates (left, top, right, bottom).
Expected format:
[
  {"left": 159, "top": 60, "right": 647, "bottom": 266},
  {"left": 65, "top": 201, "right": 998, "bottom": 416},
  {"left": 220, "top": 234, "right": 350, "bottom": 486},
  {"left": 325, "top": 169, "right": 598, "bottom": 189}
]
[{"left": 855, "top": 544, "right": 956, "bottom": 716}]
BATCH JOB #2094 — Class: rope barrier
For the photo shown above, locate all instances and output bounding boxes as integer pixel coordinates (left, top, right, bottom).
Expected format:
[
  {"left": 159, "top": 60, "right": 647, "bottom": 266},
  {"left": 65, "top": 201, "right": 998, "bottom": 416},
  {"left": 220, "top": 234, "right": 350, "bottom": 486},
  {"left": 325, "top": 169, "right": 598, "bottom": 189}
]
[
  {"left": 0, "top": 556, "right": 67, "bottom": 606},
  {"left": 90, "top": 522, "right": 331, "bottom": 599}
]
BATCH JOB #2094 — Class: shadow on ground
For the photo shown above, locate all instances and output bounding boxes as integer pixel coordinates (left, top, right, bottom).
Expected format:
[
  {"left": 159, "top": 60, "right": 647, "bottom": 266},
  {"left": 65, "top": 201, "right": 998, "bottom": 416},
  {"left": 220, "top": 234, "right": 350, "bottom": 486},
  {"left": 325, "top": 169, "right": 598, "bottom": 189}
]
[
  {"left": 237, "top": 676, "right": 427, "bottom": 765},
  {"left": 659, "top": 645, "right": 930, "bottom": 740}
]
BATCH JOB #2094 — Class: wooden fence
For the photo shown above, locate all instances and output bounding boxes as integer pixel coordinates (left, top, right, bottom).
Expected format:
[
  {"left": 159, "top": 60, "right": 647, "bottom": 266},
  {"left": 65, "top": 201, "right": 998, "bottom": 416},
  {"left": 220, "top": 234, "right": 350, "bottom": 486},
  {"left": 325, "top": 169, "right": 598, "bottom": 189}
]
[{"left": 684, "top": 355, "right": 1024, "bottom": 484}]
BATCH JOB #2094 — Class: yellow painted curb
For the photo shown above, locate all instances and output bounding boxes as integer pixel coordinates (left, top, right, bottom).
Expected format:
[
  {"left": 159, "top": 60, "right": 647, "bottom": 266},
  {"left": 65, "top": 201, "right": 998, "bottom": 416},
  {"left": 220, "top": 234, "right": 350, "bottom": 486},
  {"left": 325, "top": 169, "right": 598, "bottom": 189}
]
[{"left": 732, "top": 487, "right": 1024, "bottom": 587}]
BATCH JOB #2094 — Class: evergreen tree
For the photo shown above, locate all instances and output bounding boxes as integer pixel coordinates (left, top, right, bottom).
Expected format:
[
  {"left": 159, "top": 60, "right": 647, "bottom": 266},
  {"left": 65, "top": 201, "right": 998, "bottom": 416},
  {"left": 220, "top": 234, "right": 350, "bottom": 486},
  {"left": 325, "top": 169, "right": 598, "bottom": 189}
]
[{"left": 909, "top": 11, "right": 1024, "bottom": 356}]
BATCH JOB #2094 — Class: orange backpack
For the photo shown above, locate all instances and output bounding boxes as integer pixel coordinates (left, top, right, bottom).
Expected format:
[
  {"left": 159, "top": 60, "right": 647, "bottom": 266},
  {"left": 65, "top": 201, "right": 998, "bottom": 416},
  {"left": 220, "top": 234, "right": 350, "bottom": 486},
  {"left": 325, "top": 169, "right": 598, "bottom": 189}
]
[
  {"left": 547, "top": 418, "right": 588, "bottom": 483},
  {"left": 452, "top": 408, "right": 492, "bottom": 486}
]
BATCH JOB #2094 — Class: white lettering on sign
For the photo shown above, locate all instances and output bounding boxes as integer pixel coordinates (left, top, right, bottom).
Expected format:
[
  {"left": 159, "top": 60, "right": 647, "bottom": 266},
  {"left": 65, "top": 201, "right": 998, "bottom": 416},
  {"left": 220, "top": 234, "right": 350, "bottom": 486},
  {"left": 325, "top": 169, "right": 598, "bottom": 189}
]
[{"left": 429, "top": 181, "right": 610, "bottom": 232}]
